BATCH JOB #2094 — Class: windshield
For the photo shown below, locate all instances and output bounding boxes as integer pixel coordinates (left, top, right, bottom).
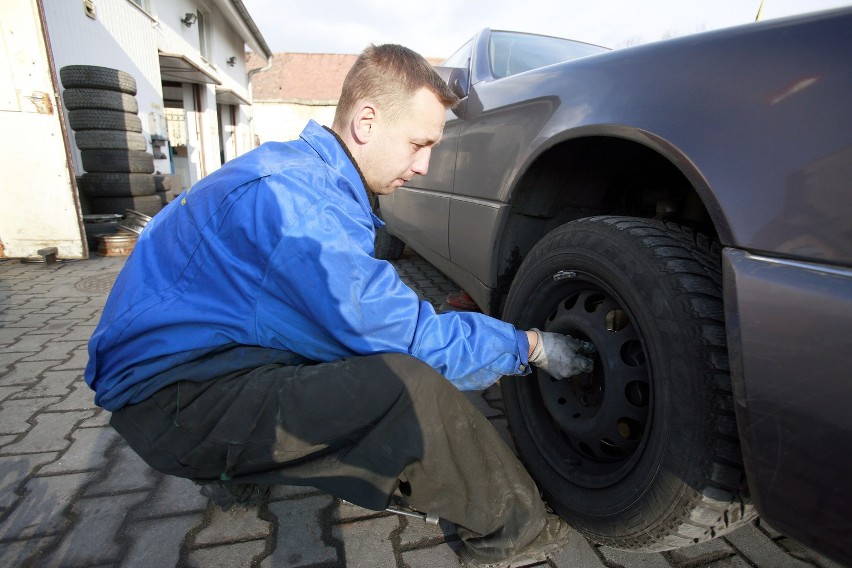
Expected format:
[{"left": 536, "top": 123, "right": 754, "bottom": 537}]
[{"left": 489, "top": 31, "right": 609, "bottom": 79}]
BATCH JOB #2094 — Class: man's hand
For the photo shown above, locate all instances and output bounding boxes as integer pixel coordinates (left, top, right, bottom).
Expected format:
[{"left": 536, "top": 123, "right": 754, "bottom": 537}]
[{"left": 527, "top": 328, "right": 596, "bottom": 379}]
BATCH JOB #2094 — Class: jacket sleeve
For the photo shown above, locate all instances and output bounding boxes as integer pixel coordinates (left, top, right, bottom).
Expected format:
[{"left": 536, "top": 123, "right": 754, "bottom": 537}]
[{"left": 254, "top": 176, "right": 530, "bottom": 390}]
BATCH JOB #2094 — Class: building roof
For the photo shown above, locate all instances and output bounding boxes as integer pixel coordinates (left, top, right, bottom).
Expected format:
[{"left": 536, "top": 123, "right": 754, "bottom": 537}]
[
  {"left": 247, "top": 52, "right": 447, "bottom": 104},
  {"left": 248, "top": 52, "right": 357, "bottom": 103},
  {"left": 226, "top": 0, "right": 272, "bottom": 59}
]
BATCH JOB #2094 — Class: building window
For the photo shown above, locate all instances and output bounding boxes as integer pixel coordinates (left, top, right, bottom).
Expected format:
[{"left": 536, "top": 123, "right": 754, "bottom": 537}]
[{"left": 197, "top": 11, "right": 211, "bottom": 61}]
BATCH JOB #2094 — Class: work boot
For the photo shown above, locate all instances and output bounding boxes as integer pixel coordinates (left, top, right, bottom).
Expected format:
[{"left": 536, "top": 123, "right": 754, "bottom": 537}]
[
  {"left": 199, "top": 482, "right": 270, "bottom": 511},
  {"left": 459, "top": 513, "right": 572, "bottom": 568}
]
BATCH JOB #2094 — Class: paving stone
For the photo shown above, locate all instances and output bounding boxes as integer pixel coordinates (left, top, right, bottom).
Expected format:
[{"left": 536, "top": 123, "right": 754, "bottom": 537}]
[
  {"left": 134, "top": 473, "right": 209, "bottom": 518},
  {"left": 86, "top": 441, "right": 158, "bottom": 494},
  {"left": 667, "top": 537, "right": 736, "bottom": 564},
  {"left": 0, "top": 471, "right": 94, "bottom": 539},
  {"left": 186, "top": 539, "right": 267, "bottom": 568},
  {"left": 17, "top": 369, "right": 78, "bottom": 398},
  {"left": 39, "top": 426, "right": 118, "bottom": 474},
  {"left": 0, "top": 328, "right": 21, "bottom": 346},
  {"left": 123, "top": 514, "right": 202, "bottom": 568},
  {"left": 334, "top": 515, "right": 398, "bottom": 568},
  {"left": 19, "top": 340, "right": 78, "bottom": 362},
  {"left": 14, "top": 297, "right": 54, "bottom": 311},
  {"left": 48, "top": 381, "right": 98, "bottom": 411},
  {"left": 332, "top": 497, "right": 379, "bottom": 521},
  {"left": 0, "top": 434, "right": 18, "bottom": 446},
  {"left": 0, "top": 386, "right": 19, "bottom": 403},
  {"left": 0, "top": 360, "right": 54, "bottom": 386},
  {"left": 2, "top": 410, "right": 91, "bottom": 454},
  {"left": 402, "top": 542, "right": 464, "bottom": 567},
  {"left": 0, "top": 452, "right": 57, "bottom": 510},
  {"left": 398, "top": 515, "right": 455, "bottom": 548},
  {"left": 5, "top": 313, "right": 54, "bottom": 329},
  {"left": 79, "top": 409, "right": 110, "bottom": 427},
  {"left": 550, "top": 531, "right": 608, "bottom": 567},
  {"left": 55, "top": 323, "right": 96, "bottom": 342},
  {"left": 599, "top": 545, "right": 674, "bottom": 567},
  {"left": 700, "top": 557, "right": 752, "bottom": 567},
  {"left": 50, "top": 306, "right": 99, "bottom": 320},
  {"left": 0, "top": 397, "right": 59, "bottom": 435},
  {"left": 724, "top": 523, "right": 813, "bottom": 568},
  {"left": 0, "top": 536, "right": 56, "bottom": 567},
  {"left": 0, "top": 351, "right": 30, "bottom": 373},
  {"left": 262, "top": 494, "right": 337, "bottom": 566},
  {"left": 28, "top": 319, "right": 82, "bottom": 335},
  {"left": 51, "top": 345, "right": 90, "bottom": 370},
  {"left": 38, "top": 492, "right": 149, "bottom": 567},
  {"left": 194, "top": 504, "right": 272, "bottom": 545}
]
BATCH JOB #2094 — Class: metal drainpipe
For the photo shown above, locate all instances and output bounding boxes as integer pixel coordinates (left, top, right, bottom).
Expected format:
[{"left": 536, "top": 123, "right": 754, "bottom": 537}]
[
  {"left": 230, "top": 0, "right": 274, "bottom": 147},
  {"left": 247, "top": 54, "right": 273, "bottom": 147}
]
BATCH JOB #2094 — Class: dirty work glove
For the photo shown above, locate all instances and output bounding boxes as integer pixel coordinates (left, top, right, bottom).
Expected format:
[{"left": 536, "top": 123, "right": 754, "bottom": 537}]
[{"left": 529, "top": 328, "right": 596, "bottom": 379}]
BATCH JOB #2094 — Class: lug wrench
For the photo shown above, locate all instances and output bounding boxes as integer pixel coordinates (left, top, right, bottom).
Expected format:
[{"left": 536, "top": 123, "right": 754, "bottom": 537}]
[{"left": 385, "top": 506, "right": 439, "bottom": 525}]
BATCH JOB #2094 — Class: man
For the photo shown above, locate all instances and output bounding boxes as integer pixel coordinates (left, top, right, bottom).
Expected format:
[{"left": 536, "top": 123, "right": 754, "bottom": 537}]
[{"left": 84, "top": 44, "right": 595, "bottom": 567}]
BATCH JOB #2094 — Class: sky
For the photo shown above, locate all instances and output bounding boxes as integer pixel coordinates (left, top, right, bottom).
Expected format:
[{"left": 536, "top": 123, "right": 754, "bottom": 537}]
[{"left": 239, "top": 0, "right": 851, "bottom": 58}]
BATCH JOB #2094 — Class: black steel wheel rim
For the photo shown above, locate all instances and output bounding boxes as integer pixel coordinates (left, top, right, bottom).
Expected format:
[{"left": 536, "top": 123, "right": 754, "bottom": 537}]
[{"left": 520, "top": 271, "right": 653, "bottom": 489}]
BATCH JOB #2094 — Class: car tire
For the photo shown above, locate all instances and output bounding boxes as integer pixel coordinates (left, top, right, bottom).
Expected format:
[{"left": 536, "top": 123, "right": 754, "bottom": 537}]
[
  {"left": 501, "top": 216, "right": 755, "bottom": 552},
  {"left": 369, "top": 192, "right": 406, "bottom": 260},
  {"left": 59, "top": 65, "right": 137, "bottom": 95},
  {"left": 81, "top": 173, "right": 156, "bottom": 197},
  {"left": 88, "top": 194, "right": 163, "bottom": 217},
  {"left": 62, "top": 88, "right": 139, "bottom": 113},
  {"left": 153, "top": 174, "right": 172, "bottom": 191},
  {"left": 81, "top": 149, "right": 155, "bottom": 174},
  {"left": 67, "top": 109, "right": 143, "bottom": 132},
  {"left": 75, "top": 130, "right": 148, "bottom": 151}
]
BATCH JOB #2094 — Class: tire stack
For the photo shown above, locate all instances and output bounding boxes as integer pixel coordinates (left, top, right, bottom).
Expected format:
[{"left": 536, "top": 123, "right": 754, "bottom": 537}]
[{"left": 60, "top": 65, "right": 163, "bottom": 218}]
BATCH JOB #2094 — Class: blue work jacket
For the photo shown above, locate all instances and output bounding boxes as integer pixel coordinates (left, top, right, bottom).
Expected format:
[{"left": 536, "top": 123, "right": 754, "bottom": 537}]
[{"left": 85, "top": 121, "right": 530, "bottom": 411}]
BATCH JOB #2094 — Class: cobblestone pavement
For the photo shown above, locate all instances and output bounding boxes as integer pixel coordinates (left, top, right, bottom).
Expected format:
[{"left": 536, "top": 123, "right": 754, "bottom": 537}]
[{"left": 0, "top": 250, "right": 844, "bottom": 568}]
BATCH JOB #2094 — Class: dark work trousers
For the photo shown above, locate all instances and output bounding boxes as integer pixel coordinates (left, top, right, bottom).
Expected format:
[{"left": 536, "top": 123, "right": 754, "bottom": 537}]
[{"left": 109, "top": 352, "right": 546, "bottom": 560}]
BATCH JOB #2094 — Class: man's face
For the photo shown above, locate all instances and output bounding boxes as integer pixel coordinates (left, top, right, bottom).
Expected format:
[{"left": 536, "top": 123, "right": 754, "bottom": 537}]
[{"left": 360, "top": 88, "right": 446, "bottom": 196}]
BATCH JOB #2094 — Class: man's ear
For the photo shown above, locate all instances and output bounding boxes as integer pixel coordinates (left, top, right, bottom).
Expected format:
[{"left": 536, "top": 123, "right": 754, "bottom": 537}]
[{"left": 351, "top": 103, "right": 376, "bottom": 144}]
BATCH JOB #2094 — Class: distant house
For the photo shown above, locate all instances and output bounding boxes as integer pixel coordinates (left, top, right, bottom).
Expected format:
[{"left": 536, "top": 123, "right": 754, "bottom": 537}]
[
  {"left": 247, "top": 52, "right": 355, "bottom": 143},
  {"left": 248, "top": 52, "right": 446, "bottom": 143}
]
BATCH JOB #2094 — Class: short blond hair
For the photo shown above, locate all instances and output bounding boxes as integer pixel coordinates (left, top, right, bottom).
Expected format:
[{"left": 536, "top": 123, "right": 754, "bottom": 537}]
[{"left": 333, "top": 44, "right": 458, "bottom": 129}]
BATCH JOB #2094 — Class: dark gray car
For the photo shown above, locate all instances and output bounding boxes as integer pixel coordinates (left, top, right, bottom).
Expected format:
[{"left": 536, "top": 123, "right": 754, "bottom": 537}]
[{"left": 376, "top": 8, "right": 852, "bottom": 565}]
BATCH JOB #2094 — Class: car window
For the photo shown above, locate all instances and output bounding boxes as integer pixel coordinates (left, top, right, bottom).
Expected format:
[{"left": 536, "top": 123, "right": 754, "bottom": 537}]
[
  {"left": 489, "top": 31, "right": 608, "bottom": 79},
  {"left": 443, "top": 39, "right": 474, "bottom": 70}
]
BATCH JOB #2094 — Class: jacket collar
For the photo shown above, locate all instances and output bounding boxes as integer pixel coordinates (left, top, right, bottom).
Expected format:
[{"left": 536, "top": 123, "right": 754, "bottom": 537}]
[{"left": 299, "top": 120, "right": 384, "bottom": 228}]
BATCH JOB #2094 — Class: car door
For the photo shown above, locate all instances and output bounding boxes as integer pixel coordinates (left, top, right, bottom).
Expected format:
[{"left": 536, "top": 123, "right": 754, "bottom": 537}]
[{"left": 378, "top": 39, "right": 473, "bottom": 261}]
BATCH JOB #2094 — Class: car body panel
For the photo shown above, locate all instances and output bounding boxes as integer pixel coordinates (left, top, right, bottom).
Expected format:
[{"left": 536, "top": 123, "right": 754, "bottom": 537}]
[{"left": 723, "top": 249, "right": 852, "bottom": 565}]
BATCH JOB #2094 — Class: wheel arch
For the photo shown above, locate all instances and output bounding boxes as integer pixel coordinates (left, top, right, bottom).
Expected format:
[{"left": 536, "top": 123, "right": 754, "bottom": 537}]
[{"left": 489, "top": 127, "right": 729, "bottom": 317}]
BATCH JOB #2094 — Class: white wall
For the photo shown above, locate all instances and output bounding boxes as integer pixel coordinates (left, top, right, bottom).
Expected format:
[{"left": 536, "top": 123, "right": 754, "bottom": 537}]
[{"left": 252, "top": 102, "right": 337, "bottom": 144}]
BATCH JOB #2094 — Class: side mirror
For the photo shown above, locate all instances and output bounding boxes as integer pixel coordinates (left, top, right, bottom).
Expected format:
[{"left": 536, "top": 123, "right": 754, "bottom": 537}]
[{"left": 434, "top": 66, "right": 470, "bottom": 99}]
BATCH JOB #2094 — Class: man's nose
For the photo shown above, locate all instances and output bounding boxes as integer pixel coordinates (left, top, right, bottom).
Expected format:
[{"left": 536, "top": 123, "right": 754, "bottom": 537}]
[{"left": 411, "top": 147, "right": 432, "bottom": 176}]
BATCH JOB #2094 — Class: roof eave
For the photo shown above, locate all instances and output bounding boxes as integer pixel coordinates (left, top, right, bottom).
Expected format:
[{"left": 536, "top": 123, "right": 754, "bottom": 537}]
[{"left": 211, "top": 0, "right": 273, "bottom": 60}]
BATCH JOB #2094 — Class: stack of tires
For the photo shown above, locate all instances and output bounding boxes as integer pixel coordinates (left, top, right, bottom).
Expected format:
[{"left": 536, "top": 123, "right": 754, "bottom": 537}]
[{"left": 60, "top": 65, "right": 163, "bottom": 218}]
